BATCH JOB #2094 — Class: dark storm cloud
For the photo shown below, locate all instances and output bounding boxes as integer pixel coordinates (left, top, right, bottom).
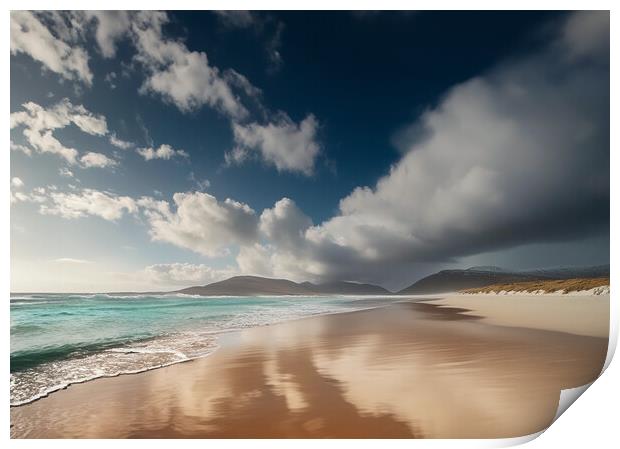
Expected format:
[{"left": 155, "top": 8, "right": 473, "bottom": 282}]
[{"left": 233, "top": 11, "right": 609, "bottom": 286}]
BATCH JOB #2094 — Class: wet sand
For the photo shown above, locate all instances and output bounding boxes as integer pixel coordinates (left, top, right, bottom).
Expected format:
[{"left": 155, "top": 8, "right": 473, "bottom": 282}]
[{"left": 11, "top": 296, "right": 609, "bottom": 438}]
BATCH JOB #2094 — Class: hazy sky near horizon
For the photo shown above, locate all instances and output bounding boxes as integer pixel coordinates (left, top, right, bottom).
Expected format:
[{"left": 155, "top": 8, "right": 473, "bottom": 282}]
[{"left": 10, "top": 11, "right": 609, "bottom": 292}]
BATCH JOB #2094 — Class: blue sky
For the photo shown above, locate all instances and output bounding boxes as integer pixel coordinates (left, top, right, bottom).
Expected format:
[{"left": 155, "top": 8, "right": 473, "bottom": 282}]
[{"left": 10, "top": 11, "right": 609, "bottom": 292}]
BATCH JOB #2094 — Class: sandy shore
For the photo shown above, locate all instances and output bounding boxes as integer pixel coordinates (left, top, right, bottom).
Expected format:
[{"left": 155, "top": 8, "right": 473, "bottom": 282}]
[{"left": 11, "top": 295, "right": 609, "bottom": 438}]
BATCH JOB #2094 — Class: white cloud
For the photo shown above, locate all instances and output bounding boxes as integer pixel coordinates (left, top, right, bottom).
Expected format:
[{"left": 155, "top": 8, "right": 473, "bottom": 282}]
[
  {"left": 132, "top": 12, "right": 248, "bottom": 119},
  {"left": 41, "top": 11, "right": 86, "bottom": 44},
  {"left": 137, "top": 144, "right": 188, "bottom": 161},
  {"left": 10, "top": 11, "right": 92, "bottom": 85},
  {"left": 10, "top": 186, "right": 51, "bottom": 206},
  {"left": 213, "top": 11, "right": 256, "bottom": 28},
  {"left": 59, "top": 167, "right": 74, "bottom": 178},
  {"left": 19, "top": 129, "right": 78, "bottom": 164},
  {"left": 142, "top": 263, "right": 236, "bottom": 286},
  {"left": 236, "top": 244, "right": 275, "bottom": 277},
  {"left": 259, "top": 198, "right": 312, "bottom": 248},
  {"left": 230, "top": 113, "right": 320, "bottom": 175},
  {"left": 188, "top": 172, "right": 211, "bottom": 191},
  {"left": 242, "top": 10, "right": 610, "bottom": 287},
  {"left": 138, "top": 192, "right": 258, "bottom": 257},
  {"left": 83, "top": 11, "right": 131, "bottom": 58},
  {"left": 224, "top": 69, "right": 263, "bottom": 100},
  {"left": 560, "top": 10, "right": 609, "bottom": 61},
  {"left": 104, "top": 71, "right": 118, "bottom": 89},
  {"left": 109, "top": 133, "right": 133, "bottom": 149},
  {"left": 80, "top": 152, "right": 118, "bottom": 168},
  {"left": 11, "top": 99, "right": 108, "bottom": 165},
  {"left": 11, "top": 11, "right": 607, "bottom": 291},
  {"left": 147, "top": 12, "right": 609, "bottom": 288},
  {"left": 266, "top": 21, "right": 284, "bottom": 73},
  {"left": 39, "top": 188, "right": 137, "bottom": 221},
  {"left": 214, "top": 11, "right": 284, "bottom": 73},
  {"left": 11, "top": 177, "right": 24, "bottom": 188},
  {"left": 10, "top": 140, "right": 32, "bottom": 156}
]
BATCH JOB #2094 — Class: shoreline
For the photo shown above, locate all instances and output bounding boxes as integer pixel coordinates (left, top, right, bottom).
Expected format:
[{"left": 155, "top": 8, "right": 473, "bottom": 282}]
[
  {"left": 10, "top": 296, "right": 416, "bottom": 408},
  {"left": 11, "top": 294, "right": 609, "bottom": 438}
]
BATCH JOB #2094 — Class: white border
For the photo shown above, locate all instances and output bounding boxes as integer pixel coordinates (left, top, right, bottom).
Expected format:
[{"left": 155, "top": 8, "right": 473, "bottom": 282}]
[{"left": 3, "top": 2, "right": 617, "bottom": 448}]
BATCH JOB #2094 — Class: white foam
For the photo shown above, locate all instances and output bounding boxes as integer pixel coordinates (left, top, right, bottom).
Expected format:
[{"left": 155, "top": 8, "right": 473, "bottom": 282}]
[{"left": 10, "top": 295, "right": 401, "bottom": 407}]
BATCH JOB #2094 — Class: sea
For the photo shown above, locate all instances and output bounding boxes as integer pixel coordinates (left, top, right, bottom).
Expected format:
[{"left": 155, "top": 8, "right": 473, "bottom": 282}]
[{"left": 10, "top": 293, "right": 398, "bottom": 406}]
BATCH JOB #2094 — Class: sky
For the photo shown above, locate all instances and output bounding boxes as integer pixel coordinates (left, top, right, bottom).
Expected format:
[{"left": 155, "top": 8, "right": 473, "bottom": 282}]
[{"left": 10, "top": 10, "right": 610, "bottom": 292}]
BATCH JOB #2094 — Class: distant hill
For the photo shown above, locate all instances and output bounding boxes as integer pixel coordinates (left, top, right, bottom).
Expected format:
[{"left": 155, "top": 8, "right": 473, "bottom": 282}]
[
  {"left": 520, "top": 264, "right": 609, "bottom": 279},
  {"left": 397, "top": 265, "right": 609, "bottom": 295},
  {"left": 301, "top": 281, "right": 391, "bottom": 295},
  {"left": 176, "top": 275, "right": 391, "bottom": 296},
  {"left": 397, "top": 270, "right": 538, "bottom": 295}
]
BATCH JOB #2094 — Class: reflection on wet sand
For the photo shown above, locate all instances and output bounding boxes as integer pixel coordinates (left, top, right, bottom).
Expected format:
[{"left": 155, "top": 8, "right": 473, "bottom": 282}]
[{"left": 11, "top": 300, "right": 608, "bottom": 438}]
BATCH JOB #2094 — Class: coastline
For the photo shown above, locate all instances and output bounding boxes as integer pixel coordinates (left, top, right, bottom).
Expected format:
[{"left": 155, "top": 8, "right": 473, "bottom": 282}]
[
  {"left": 10, "top": 294, "right": 404, "bottom": 407},
  {"left": 11, "top": 294, "right": 609, "bottom": 438}
]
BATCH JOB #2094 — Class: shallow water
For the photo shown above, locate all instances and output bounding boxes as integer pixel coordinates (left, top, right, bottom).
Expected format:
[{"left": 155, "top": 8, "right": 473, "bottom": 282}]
[{"left": 10, "top": 293, "right": 397, "bottom": 405}]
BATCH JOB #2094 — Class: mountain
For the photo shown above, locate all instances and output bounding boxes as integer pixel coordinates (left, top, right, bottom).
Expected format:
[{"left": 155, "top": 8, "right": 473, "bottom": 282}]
[
  {"left": 397, "top": 264, "right": 610, "bottom": 295},
  {"left": 177, "top": 276, "right": 311, "bottom": 296},
  {"left": 521, "top": 264, "right": 610, "bottom": 279},
  {"left": 301, "top": 281, "right": 391, "bottom": 295},
  {"left": 176, "top": 276, "right": 391, "bottom": 296},
  {"left": 397, "top": 270, "right": 539, "bottom": 295},
  {"left": 174, "top": 265, "right": 609, "bottom": 297}
]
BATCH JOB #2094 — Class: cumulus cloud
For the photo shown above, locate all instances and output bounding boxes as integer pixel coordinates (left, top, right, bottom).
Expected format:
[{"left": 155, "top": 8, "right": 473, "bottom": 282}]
[
  {"left": 10, "top": 99, "right": 109, "bottom": 165},
  {"left": 80, "top": 152, "right": 118, "bottom": 168},
  {"left": 12, "top": 11, "right": 607, "bottom": 290},
  {"left": 229, "top": 113, "right": 321, "bottom": 175},
  {"left": 248, "top": 10, "right": 609, "bottom": 286},
  {"left": 11, "top": 177, "right": 24, "bottom": 188},
  {"left": 137, "top": 144, "right": 189, "bottom": 161},
  {"left": 11, "top": 11, "right": 318, "bottom": 173},
  {"left": 259, "top": 198, "right": 312, "bottom": 248},
  {"left": 39, "top": 188, "right": 137, "bottom": 221},
  {"left": 142, "top": 263, "right": 236, "bottom": 286},
  {"left": 14, "top": 11, "right": 320, "bottom": 173},
  {"left": 149, "top": 11, "right": 610, "bottom": 288},
  {"left": 11, "top": 186, "right": 53, "bottom": 206},
  {"left": 138, "top": 192, "right": 259, "bottom": 257},
  {"left": 10, "top": 11, "right": 93, "bottom": 85},
  {"left": 131, "top": 12, "right": 248, "bottom": 118}
]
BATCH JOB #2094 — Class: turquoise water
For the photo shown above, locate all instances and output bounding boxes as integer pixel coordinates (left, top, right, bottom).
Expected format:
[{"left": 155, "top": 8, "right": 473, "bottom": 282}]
[{"left": 10, "top": 293, "right": 396, "bottom": 405}]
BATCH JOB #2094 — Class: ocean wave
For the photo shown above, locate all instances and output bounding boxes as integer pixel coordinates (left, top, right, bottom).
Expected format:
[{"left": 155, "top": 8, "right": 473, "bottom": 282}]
[
  {"left": 10, "top": 332, "right": 219, "bottom": 406},
  {"left": 10, "top": 323, "right": 44, "bottom": 335},
  {"left": 11, "top": 335, "right": 155, "bottom": 372},
  {"left": 9, "top": 350, "right": 215, "bottom": 407},
  {"left": 10, "top": 294, "right": 400, "bottom": 406}
]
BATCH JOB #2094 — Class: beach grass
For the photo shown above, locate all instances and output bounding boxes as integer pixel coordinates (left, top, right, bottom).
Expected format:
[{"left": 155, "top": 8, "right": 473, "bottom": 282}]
[{"left": 460, "top": 277, "right": 609, "bottom": 294}]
